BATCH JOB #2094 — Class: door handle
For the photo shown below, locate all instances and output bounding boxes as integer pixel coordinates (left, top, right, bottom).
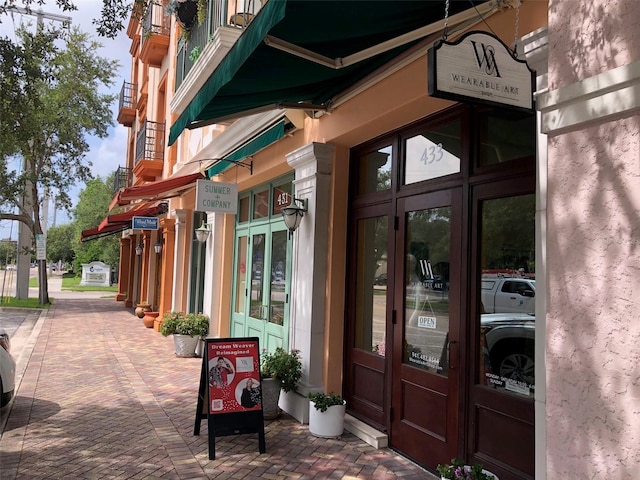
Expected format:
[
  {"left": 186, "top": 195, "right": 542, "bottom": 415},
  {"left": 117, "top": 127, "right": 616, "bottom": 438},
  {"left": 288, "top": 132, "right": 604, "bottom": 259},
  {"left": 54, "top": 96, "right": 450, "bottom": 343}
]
[{"left": 447, "top": 340, "right": 457, "bottom": 370}]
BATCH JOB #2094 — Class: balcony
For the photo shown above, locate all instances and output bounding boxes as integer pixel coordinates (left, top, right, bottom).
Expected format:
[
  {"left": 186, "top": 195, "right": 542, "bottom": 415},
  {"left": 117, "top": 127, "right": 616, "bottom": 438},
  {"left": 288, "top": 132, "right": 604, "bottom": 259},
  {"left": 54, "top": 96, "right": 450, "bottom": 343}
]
[
  {"left": 133, "top": 120, "right": 165, "bottom": 181},
  {"left": 117, "top": 82, "right": 137, "bottom": 127},
  {"left": 113, "top": 167, "right": 133, "bottom": 195},
  {"left": 175, "top": 0, "right": 262, "bottom": 91},
  {"left": 140, "top": 1, "right": 171, "bottom": 67}
]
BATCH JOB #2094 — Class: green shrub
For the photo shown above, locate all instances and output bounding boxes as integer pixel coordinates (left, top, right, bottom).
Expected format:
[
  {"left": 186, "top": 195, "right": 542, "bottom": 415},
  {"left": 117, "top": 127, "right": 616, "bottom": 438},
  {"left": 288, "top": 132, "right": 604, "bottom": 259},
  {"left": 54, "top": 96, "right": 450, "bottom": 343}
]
[
  {"left": 261, "top": 347, "right": 302, "bottom": 393},
  {"left": 160, "top": 311, "right": 209, "bottom": 337}
]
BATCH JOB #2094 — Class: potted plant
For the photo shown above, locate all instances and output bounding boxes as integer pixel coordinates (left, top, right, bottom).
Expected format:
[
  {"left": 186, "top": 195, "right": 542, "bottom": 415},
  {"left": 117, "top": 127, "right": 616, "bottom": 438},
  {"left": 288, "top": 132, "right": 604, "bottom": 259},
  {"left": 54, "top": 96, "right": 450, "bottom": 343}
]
[
  {"left": 160, "top": 311, "right": 209, "bottom": 357},
  {"left": 260, "top": 347, "right": 302, "bottom": 418},
  {"left": 135, "top": 301, "right": 152, "bottom": 318},
  {"left": 307, "top": 392, "right": 346, "bottom": 438},
  {"left": 437, "top": 458, "right": 498, "bottom": 480}
]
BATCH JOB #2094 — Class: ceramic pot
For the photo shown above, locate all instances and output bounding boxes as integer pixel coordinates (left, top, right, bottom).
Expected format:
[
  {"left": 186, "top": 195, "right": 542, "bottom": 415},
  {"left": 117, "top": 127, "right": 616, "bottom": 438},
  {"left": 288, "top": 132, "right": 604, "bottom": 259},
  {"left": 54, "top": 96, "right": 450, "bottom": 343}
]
[
  {"left": 142, "top": 311, "right": 159, "bottom": 328},
  {"left": 135, "top": 304, "right": 151, "bottom": 318},
  {"left": 173, "top": 334, "right": 200, "bottom": 357},
  {"left": 261, "top": 377, "right": 281, "bottom": 419},
  {"left": 309, "top": 400, "right": 346, "bottom": 438}
]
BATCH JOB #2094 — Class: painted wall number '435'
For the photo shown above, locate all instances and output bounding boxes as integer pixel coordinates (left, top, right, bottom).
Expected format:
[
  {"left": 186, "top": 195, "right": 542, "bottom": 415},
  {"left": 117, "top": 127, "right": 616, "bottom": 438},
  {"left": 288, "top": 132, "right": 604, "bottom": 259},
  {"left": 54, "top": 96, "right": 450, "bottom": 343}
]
[{"left": 420, "top": 143, "right": 443, "bottom": 165}]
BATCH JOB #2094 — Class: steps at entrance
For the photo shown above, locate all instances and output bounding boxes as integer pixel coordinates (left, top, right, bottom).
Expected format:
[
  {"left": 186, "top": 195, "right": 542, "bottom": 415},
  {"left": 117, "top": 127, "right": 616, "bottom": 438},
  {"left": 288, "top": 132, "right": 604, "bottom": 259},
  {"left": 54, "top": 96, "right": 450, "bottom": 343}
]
[{"left": 344, "top": 414, "right": 388, "bottom": 448}]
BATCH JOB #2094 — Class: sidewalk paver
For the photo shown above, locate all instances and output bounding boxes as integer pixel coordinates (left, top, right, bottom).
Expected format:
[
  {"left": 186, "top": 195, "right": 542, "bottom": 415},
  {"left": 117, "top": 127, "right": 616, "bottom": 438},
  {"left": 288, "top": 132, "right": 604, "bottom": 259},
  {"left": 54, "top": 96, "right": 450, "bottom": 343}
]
[{"left": 0, "top": 297, "right": 436, "bottom": 479}]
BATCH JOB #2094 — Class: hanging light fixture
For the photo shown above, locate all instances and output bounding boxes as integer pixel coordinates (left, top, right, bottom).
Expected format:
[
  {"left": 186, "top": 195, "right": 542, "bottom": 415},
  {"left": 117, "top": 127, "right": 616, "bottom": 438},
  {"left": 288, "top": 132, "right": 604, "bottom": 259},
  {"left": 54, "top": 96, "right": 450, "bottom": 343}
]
[
  {"left": 281, "top": 198, "right": 308, "bottom": 235},
  {"left": 194, "top": 220, "right": 212, "bottom": 244},
  {"left": 135, "top": 243, "right": 143, "bottom": 256},
  {"left": 154, "top": 239, "right": 163, "bottom": 255}
]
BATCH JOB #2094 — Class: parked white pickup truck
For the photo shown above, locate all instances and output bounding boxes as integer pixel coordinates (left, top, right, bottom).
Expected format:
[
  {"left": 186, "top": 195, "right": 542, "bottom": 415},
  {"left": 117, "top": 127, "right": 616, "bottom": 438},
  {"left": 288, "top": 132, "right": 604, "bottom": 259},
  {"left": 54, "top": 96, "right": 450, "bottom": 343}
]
[{"left": 481, "top": 277, "right": 535, "bottom": 314}]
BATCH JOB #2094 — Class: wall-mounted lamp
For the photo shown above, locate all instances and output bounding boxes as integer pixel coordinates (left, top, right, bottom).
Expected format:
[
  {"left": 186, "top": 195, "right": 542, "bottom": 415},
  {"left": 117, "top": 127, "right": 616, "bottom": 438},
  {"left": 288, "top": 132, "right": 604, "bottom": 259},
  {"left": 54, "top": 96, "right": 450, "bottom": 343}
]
[
  {"left": 154, "top": 239, "right": 163, "bottom": 255},
  {"left": 194, "top": 221, "right": 212, "bottom": 244},
  {"left": 135, "top": 243, "right": 143, "bottom": 256},
  {"left": 282, "top": 198, "right": 308, "bottom": 235}
]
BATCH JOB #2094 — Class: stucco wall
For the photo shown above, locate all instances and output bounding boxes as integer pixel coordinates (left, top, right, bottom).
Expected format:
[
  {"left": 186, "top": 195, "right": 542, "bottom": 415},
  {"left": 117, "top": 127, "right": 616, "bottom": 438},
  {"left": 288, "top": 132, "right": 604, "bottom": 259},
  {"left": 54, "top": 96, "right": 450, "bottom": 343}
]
[{"left": 546, "top": 1, "right": 640, "bottom": 477}]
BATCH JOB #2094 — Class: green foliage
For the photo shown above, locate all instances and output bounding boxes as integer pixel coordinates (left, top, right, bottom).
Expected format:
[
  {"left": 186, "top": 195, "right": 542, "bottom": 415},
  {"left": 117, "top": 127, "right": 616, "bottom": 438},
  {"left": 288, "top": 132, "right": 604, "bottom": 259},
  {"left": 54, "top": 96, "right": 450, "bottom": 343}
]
[
  {"left": 72, "top": 175, "right": 120, "bottom": 272},
  {"left": 261, "top": 347, "right": 302, "bottom": 393},
  {"left": 307, "top": 392, "right": 344, "bottom": 413},
  {"left": 46, "top": 224, "right": 76, "bottom": 264},
  {"left": 160, "top": 312, "right": 209, "bottom": 337},
  {"left": 0, "top": 296, "right": 50, "bottom": 308},
  {"left": 437, "top": 459, "right": 495, "bottom": 480},
  {"left": 0, "top": 27, "right": 118, "bottom": 234},
  {"left": 0, "top": 240, "right": 17, "bottom": 267}
]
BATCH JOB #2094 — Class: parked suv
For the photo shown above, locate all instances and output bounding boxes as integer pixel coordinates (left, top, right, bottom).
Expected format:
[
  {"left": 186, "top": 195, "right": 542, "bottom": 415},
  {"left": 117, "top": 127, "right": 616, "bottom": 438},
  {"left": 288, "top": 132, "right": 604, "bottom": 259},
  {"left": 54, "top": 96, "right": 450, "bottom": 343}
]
[
  {"left": 0, "top": 328, "right": 16, "bottom": 408},
  {"left": 481, "top": 313, "right": 535, "bottom": 393}
]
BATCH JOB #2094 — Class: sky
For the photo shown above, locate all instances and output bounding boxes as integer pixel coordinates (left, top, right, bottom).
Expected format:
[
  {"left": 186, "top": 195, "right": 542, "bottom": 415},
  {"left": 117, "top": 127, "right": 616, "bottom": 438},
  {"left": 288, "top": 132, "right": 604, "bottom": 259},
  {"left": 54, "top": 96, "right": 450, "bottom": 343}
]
[{"left": 0, "top": 0, "right": 132, "bottom": 240}]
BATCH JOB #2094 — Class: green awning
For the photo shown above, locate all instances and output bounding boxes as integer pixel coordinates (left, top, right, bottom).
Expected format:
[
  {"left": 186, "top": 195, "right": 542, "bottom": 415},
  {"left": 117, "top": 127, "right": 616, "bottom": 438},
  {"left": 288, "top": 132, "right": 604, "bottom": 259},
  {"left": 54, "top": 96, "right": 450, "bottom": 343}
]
[
  {"left": 205, "top": 119, "right": 286, "bottom": 178},
  {"left": 169, "top": 0, "right": 490, "bottom": 146}
]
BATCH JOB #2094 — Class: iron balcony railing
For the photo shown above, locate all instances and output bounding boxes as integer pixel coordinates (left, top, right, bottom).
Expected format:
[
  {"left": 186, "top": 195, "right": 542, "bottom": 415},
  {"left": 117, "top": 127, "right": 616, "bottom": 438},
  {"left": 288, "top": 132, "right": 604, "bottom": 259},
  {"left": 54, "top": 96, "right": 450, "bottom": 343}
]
[
  {"left": 118, "top": 81, "right": 137, "bottom": 111},
  {"left": 114, "top": 167, "right": 133, "bottom": 194},
  {"left": 142, "top": 0, "right": 171, "bottom": 41},
  {"left": 175, "top": 0, "right": 263, "bottom": 90},
  {"left": 135, "top": 120, "right": 166, "bottom": 165}
]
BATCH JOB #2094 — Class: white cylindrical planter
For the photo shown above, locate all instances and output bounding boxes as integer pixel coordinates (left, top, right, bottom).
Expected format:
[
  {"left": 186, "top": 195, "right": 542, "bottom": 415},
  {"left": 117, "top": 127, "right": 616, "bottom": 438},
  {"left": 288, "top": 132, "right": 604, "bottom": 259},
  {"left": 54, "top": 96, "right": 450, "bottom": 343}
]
[{"left": 308, "top": 401, "right": 346, "bottom": 438}]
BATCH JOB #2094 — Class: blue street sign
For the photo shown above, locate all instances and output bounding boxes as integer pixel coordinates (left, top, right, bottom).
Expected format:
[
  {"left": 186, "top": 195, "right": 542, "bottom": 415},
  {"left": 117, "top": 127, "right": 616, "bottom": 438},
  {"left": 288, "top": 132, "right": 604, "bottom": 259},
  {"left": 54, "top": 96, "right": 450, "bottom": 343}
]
[{"left": 132, "top": 216, "right": 159, "bottom": 230}]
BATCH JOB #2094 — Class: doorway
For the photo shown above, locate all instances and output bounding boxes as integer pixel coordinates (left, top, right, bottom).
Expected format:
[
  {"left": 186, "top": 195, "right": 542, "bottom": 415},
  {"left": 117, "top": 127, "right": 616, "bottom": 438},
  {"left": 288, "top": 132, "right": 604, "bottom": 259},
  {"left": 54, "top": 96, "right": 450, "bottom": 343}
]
[
  {"left": 345, "top": 105, "right": 536, "bottom": 478},
  {"left": 230, "top": 178, "right": 293, "bottom": 353}
]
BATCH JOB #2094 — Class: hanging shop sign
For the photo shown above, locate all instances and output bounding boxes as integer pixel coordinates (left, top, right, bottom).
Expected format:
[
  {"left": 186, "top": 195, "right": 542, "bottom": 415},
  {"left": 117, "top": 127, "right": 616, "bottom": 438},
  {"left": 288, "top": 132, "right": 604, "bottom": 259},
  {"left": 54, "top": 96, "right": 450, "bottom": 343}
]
[
  {"left": 194, "top": 337, "right": 265, "bottom": 460},
  {"left": 195, "top": 179, "right": 238, "bottom": 214},
  {"left": 428, "top": 31, "right": 535, "bottom": 112},
  {"left": 132, "top": 216, "right": 159, "bottom": 230}
]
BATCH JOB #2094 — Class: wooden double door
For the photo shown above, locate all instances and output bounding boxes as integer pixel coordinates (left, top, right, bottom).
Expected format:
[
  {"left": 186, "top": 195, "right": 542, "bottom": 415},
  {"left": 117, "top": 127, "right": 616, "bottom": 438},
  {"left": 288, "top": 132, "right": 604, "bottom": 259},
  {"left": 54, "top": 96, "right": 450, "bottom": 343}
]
[{"left": 346, "top": 184, "right": 536, "bottom": 479}]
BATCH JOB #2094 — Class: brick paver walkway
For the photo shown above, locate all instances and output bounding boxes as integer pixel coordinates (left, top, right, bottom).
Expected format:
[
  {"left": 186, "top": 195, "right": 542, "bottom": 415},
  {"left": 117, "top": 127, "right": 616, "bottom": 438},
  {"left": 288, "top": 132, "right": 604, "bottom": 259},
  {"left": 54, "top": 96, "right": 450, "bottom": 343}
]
[{"left": 0, "top": 298, "right": 436, "bottom": 479}]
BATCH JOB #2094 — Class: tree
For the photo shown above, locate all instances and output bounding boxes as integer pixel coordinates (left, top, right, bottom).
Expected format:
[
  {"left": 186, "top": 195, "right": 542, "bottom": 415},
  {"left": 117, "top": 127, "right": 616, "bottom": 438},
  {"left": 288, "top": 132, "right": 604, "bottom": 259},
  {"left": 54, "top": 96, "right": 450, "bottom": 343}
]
[
  {"left": 0, "top": 25, "right": 118, "bottom": 303},
  {"left": 46, "top": 223, "right": 76, "bottom": 266},
  {"left": 73, "top": 175, "right": 120, "bottom": 274}
]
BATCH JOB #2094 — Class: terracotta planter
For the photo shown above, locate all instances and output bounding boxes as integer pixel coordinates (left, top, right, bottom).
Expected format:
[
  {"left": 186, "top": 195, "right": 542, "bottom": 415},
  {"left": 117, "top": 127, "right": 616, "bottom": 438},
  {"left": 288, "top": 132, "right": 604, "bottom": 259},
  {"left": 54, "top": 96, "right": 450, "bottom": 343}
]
[
  {"left": 142, "top": 311, "right": 159, "bottom": 328},
  {"left": 135, "top": 304, "right": 152, "bottom": 318}
]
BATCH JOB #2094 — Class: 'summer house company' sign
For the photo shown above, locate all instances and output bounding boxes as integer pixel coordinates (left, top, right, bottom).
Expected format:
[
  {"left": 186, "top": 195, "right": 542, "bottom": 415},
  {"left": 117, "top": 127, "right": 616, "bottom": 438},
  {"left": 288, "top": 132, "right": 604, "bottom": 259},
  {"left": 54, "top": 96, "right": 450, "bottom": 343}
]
[
  {"left": 428, "top": 31, "right": 535, "bottom": 112},
  {"left": 195, "top": 180, "right": 238, "bottom": 214}
]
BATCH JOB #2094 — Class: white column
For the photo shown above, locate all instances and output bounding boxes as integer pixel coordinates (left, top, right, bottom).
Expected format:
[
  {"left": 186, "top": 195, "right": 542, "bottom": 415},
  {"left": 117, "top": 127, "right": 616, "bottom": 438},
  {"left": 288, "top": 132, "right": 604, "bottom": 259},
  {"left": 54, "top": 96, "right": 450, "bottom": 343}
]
[
  {"left": 521, "top": 26, "right": 548, "bottom": 480},
  {"left": 171, "top": 209, "right": 188, "bottom": 312},
  {"left": 201, "top": 211, "right": 224, "bottom": 338},
  {"left": 280, "top": 142, "right": 334, "bottom": 423}
]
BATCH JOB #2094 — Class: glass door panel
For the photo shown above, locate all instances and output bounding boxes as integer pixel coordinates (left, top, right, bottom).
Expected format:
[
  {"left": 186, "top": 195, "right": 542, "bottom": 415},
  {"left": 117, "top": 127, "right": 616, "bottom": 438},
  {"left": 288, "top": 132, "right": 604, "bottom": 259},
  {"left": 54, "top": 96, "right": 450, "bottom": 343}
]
[
  {"left": 404, "top": 207, "right": 451, "bottom": 375},
  {"left": 479, "top": 194, "right": 536, "bottom": 397},
  {"left": 354, "top": 216, "right": 388, "bottom": 356},
  {"left": 268, "top": 229, "right": 288, "bottom": 326}
]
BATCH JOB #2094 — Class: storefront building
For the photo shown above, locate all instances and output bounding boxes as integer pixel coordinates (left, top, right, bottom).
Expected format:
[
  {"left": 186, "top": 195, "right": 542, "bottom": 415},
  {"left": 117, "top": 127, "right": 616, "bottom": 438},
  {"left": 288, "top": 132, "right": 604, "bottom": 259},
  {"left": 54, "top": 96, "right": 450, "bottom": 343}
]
[{"left": 94, "top": 1, "right": 640, "bottom": 479}]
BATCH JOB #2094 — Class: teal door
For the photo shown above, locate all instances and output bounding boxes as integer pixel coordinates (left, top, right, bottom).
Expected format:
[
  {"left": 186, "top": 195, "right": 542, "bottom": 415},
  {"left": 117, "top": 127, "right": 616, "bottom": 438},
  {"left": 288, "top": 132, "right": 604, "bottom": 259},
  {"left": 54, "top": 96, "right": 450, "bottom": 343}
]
[{"left": 231, "top": 218, "right": 291, "bottom": 352}]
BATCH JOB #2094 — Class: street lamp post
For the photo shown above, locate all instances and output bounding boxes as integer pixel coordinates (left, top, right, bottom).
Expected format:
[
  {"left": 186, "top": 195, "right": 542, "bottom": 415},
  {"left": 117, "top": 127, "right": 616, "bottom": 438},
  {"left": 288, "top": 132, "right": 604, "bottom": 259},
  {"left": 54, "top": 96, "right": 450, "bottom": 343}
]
[{"left": 194, "top": 221, "right": 211, "bottom": 313}]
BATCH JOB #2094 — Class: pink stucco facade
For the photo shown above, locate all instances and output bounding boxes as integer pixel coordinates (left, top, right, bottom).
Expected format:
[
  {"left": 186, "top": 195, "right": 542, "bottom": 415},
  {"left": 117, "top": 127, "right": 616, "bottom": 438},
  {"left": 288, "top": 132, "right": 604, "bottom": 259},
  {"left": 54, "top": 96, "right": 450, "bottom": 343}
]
[{"left": 545, "top": 1, "right": 640, "bottom": 477}]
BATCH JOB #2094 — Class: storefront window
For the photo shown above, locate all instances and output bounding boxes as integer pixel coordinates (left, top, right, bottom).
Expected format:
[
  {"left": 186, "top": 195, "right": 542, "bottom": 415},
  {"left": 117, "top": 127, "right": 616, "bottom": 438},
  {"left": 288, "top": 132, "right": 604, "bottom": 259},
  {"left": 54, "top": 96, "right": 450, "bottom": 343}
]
[
  {"left": 404, "top": 120, "right": 461, "bottom": 184},
  {"left": 479, "top": 194, "right": 535, "bottom": 397},
  {"left": 253, "top": 188, "right": 269, "bottom": 219},
  {"left": 357, "top": 146, "right": 392, "bottom": 194},
  {"left": 269, "top": 230, "right": 287, "bottom": 326},
  {"left": 238, "top": 196, "right": 250, "bottom": 223},
  {"left": 478, "top": 109, "right": 536, "bottom": 166},
  {"left": 354, "top": 216, "right": 388, "bottom": 355},
  {"left": 234, "top": 235, "right": 247, "bottom": 314},
  {"left": 403, "top": 207, "right": 451, "bottom": 375}
]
